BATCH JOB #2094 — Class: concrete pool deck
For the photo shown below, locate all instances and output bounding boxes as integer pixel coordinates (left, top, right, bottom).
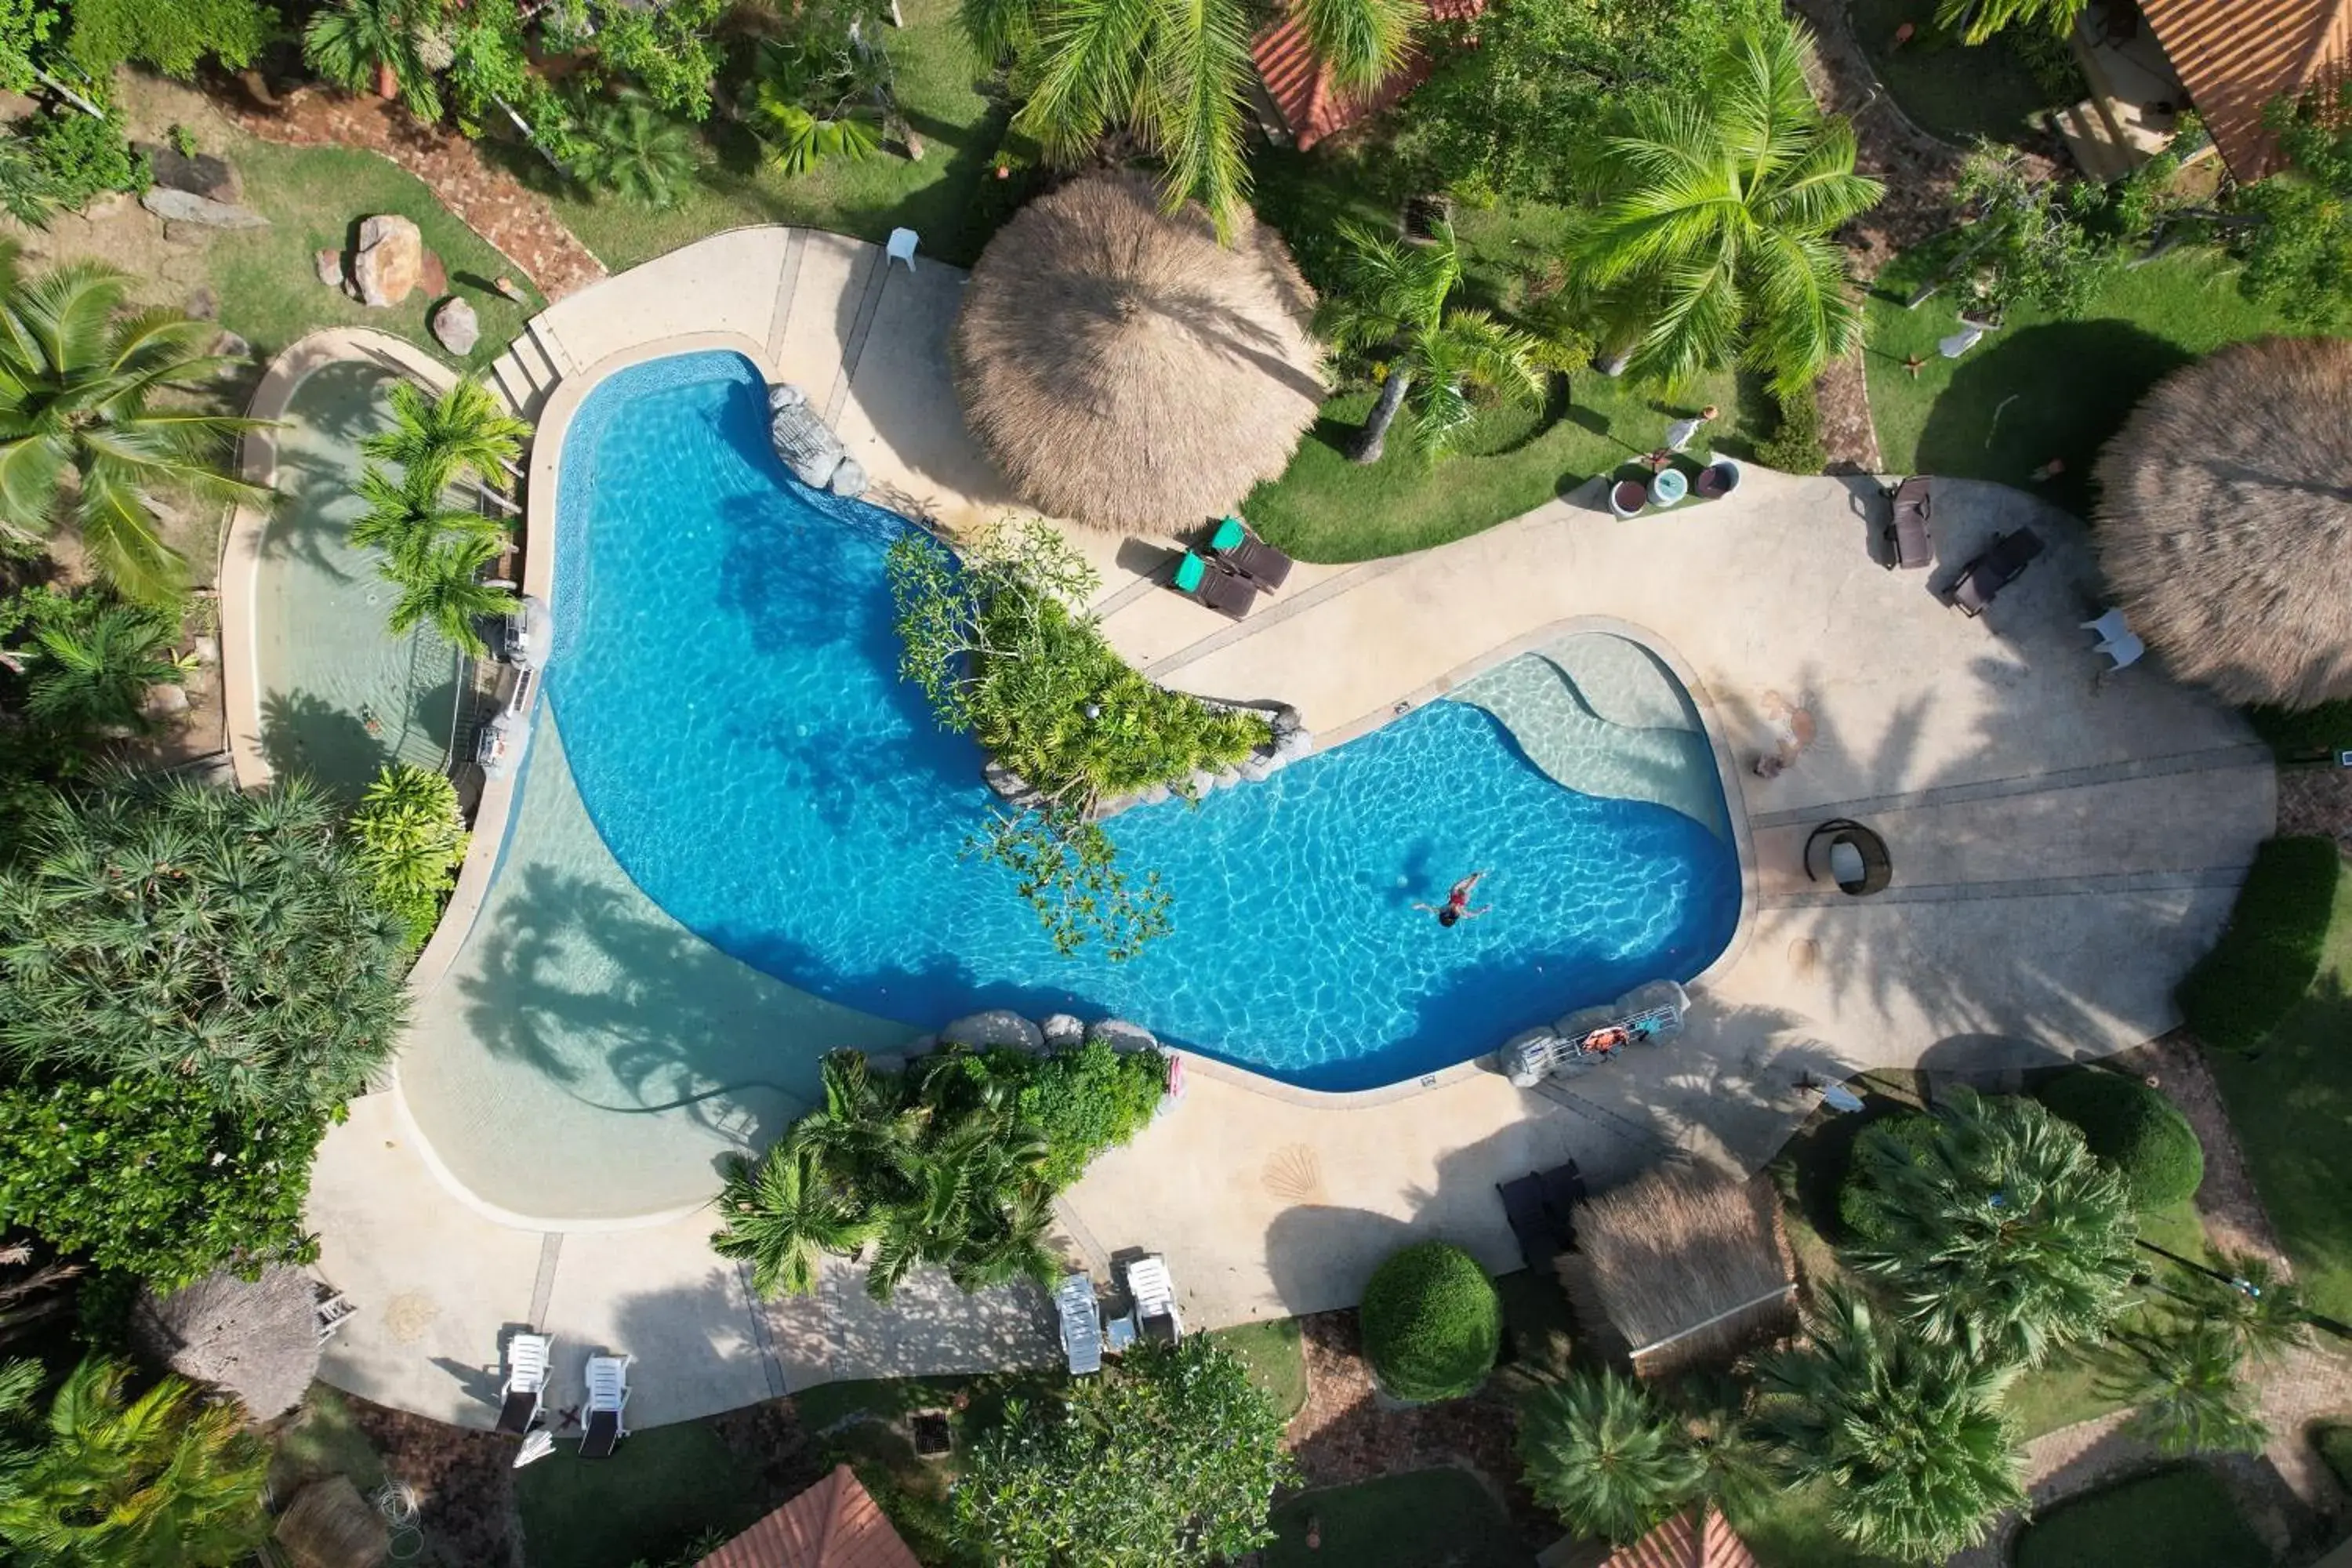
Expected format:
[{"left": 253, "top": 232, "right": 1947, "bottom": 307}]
[{"left": 279, "top": 227, "right": 2273, "bottom": 1428}]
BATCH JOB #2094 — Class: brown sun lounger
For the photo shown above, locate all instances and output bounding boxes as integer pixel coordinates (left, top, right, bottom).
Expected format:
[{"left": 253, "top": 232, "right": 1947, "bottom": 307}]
[
  {"left": 1171, "top": 551, "right": 1258, "bottom": 618},
  {"left": 1884, "top": 476, "right": 1932, "bottom": 569},
  {"left": 1207, "top": 516, "right": 1294, "bottom": 590},
  {"left": 1949, "top": 528, "right": 2045, "bottom": 617}
]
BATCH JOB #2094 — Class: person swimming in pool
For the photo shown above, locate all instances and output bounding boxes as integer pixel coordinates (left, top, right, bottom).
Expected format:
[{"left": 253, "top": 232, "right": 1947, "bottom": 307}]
[{"left": 1415, "top": 871, "right": 1491, "bottom": 927}]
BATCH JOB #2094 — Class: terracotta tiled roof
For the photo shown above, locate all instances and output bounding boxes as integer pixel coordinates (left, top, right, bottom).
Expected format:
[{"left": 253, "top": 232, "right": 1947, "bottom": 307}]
[
  {"left": 1599, "top": 1506, "right": 1762, "bottom": 1568},
  {"left": 1250, "top": 0, "right": 1484, "bottom": 151},
  {"left": 695, "top": 1467, "right": 921, "bottom": 1568},
  {"left": 2140, "top": 0, "right": 2352, "bottom": 177}
]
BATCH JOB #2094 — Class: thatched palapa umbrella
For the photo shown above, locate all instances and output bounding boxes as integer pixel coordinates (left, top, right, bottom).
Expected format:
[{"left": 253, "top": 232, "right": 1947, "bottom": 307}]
[
  {"left": 2095, "top": 336, "right": 2352, "bottom": 709},
  {"left": 952, "top": 172, "right": 1326, "bottom": 532},
  {"left": 1559, "top": 1164, "right": 1795, "bottom": 1380},
  {"left": 130, "top": 1265, "right": 321, "bottom": 1420}
]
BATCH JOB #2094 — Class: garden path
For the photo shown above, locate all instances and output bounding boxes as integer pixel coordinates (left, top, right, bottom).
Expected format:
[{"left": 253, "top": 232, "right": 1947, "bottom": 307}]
[{"left": 220, "top": 85, "right": 607, "bottom": 299}]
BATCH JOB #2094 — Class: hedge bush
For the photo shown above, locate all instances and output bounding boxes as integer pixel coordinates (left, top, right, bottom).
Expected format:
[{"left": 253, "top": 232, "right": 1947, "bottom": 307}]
[
  {"left": 2246, "top": 700, "right": 2352, "bottom": 760},
  {"left": 1359, "top": 1242, "right": 1501, "bottom": 1402},
  {"left": 2035, "top": 1068, "right": 2204, "bottom": 1207},
  {"left": 1835, "top": 1112, "right": 1940, "bottom": 1241},
  {"left": 2176, "top": 836, "right": 2341, "bottom": 1052}
]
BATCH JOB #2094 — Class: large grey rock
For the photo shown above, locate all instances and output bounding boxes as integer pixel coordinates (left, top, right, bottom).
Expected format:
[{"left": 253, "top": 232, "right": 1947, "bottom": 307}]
[
  {"left": 143, "top": 145, "right": 239, "bottom": 203},
  {"left": 1040, "top": 1014, "right": 1085, "bottom": 1051},
  {"left": 351, "top": 214, "right": 423, "bottom": 307},
  {"left": 770, "top": 400, "right": 845, "bottom": 488},
  {"left": 1087, "top": 1018, "right": 1160, "bottom": 1055},
  {"left": 768, "top": 382, "right": 808, "bottom": 410},
  {"left": 828, "top": 458, "right": 867, "bottom": 498},
  {"left": 430, "top": 296, "right": 480, "bottom": 356},
  {"left": 140, "top": 187, "right": 266, "bottom": 229},
  {"left": 141, "top": 683, "right": 191, "bottom": 720},
  {"left": 942, "top": 1010, "right": 1044, "bottom": 1054},
  {"left": 1239, "top": 753, "right": 1276, "bottom": 783}
]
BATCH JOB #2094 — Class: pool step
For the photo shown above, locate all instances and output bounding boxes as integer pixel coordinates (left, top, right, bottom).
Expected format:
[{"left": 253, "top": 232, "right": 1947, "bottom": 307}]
[{"left": 486, "top": 326, "right": 568, "bottom": 421}]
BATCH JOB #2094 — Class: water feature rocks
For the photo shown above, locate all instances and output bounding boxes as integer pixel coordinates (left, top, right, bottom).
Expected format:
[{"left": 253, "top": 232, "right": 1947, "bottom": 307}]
[
  {"left": 1087, "top": 1018, "right": 1159, "bottom": 1055},
  {"left": 431, "top": 297, "right": 480, "bottom": 356},
  {"left": 1040, "top": 1014, "right": 1085, "bottom": 1050},
  {"left": 351, "top": 215, "right": 424, "bottom": 307},
  {"left": 767, "top": 380, "right": 851, "bottom": 488},
  {"left": 828, "top": 458, "right": 867, "bottom": 499},
  {"left": 1501, "top": 1028, "right": 1561, "bottom": 1088},
  {"left": 140, "top": 187, "right": 267, "bottom": 229},
  {"left": 942, "top": 1009, "right": 1044, "bottom": 1054}
]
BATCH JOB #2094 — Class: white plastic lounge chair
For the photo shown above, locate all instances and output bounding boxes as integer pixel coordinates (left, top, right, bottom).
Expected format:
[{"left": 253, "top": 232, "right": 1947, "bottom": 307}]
[
  {"left": 2095, "top": 631, "right": 2146, "bottom": 670},
  {"left": 1124, "top": 1255, "right": 1183, "bottom": 1345},
  {"left": 886, "top": 227, "right": 918, "bottom": 272},
  {"left": 2082, "top": 608, "right": 2131, "bottom": 644},
  {"left": 495, "top": 1333, "right": 553, "bottom": 1436},
  {"left": 580, "top": 1353, "right": 631, "bottom": 1457},
  {"left": 1057, "top": 1274, "right": 1104, "bottom": 1375}
]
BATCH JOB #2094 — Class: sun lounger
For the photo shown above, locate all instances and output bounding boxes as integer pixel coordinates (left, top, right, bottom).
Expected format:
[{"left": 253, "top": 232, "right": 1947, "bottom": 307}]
[
  {"left": 1206, "top": 517, "right": 1294, "bottom": 590},
  {"left": 1883, "top": 476, "right": 1932, "bottom": 569},
  {"left": 1170, "top": 551, "right": 1258, "bottom": 618},
  {"left": 1123, "top": 1254, "right": 1184, "bottom": 1345},
  {"left": 1948, "top": 528, "right": 2045, "bottom": 617},
  {"left": 579, "top": 1353, "right": 631, "bottom": 1458},
  {"left": 1056, "top": 1274, "right": 1104, "bottom": 1375},
  {"left": 1537, "top": 1159, "right": 1588, "bottom": 1221},
  {"left": 1497, "top": 1174, "right": 1556, "bottom": 1268},
  {"left": 495, "top": 1333, "right": 552, "bottom": 1437}
]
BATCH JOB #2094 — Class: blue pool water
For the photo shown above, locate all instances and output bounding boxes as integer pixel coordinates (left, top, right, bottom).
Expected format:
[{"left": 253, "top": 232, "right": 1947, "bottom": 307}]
[{"left": 546, "top": 353, "right": 1740, "bottom": 1091}]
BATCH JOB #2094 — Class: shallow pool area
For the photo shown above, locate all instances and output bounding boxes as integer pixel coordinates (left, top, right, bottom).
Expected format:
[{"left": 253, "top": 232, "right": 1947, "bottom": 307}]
[{"left": 536, "top": 352, "right": 1740, "bottom": 1092}]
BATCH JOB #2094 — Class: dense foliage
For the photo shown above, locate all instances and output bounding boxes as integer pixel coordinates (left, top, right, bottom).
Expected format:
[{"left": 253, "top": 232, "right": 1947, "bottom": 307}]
[
  {"left": 949, "top": 1338, "right": 1296, "bottom": 1566},
  {"left": 66, "top": 0, "right": 269, "bottom": 77},
  {"left": 1753, "top": 383, "right": 1827, "bottom": 474},
  {"left": 23, "top": 105, "right": 146, "bottom": 211},
  {"left": 713, "top": 1044, "right": 1163, "bottom": 1299},
  {"left": 350, "top": 763, "right": 468, "bottom": 949},
  {"left": 2232, "top": 87, "right": 2352, "bottom": 328},
  {"left": 1517, "top": 1367, "right": 1704, "bottom": 1544},
  {"left": 0, "top": 586, "right": 183, "bottom": 736},
  {"left": 2035, "top": 1068, "right": 2205, "bottom": 1208},
  {"left": 1358, "top": 1240, "right": 1501, "bottom": 1401},
  {"left": 1838, "top": 1089, "right": 2137, "bottom": 1367},
  {"left": 0, "top": 1356, "right": 271, "bottom": 1566},
  {"left": 2176, "top": 836, "right": 2340, "bottom": 1052},
  {"left": 748, "top": 0, "right": 895, "bottom": 177}
]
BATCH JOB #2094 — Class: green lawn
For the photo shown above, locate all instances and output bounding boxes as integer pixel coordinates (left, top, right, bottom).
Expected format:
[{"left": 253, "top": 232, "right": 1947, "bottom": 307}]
[
  {"left": 1862, "top": 246, "right": 2298, "bottom": 517},
  {"left": 514, "top": 1422, "right": 775, "bottom": 1568},
  {"left": 1210, "top": 1318, "right": 1310, "bottom": 1421},
  {"left": 2013, "top": 1464, "right": 2272, "bottom": 1568},
  {"left": 2205, "top": 860, "right": 2352, "bottom": 1324},
  {"left": 1264, "top": 1468, "right": 1531, "bottom": 1568},
  {"left": 1849, "top": 0, "right": 2070, "bottom": 146},
  {"left": 530, "top": 0, "right": 1007, "bottom": 270}
]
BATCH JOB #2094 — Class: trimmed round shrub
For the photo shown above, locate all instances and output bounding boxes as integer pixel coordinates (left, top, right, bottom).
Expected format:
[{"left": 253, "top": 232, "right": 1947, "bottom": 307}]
[
  {"left": 1359, "top": 1241, "right": 1501, "bottom": 1402},
  {"left": 2036, "top": 1069, "right": 2204, "bottom": 1208},
  {"left": 1835, "top": 1112, "right": 1940, "bottom": 1241}
]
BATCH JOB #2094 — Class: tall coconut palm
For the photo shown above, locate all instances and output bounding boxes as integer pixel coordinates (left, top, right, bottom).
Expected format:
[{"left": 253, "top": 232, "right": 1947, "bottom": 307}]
[
  {"left": 573, "top": 93, "right": 701, "bottom": 209},
  {"left": 1563, "top": 21, "right": 1882, "bottom": 398},
  {"left": 0, "top": 1356, "right": 270, "bottom": 1568},
  {"left": 1319, "top": 223, "right": 1549, "bottom": 465},
  {"left": 360, "top": 376, "right": 528, "bottom": 493},
  {"left": 966, "top": 0, "right": 1417, "bottom": 230},
  {"left": 0, "top": 257, "right": 267, "bottom": 606},
  {"left": 1757, "top": 1287, "right": 2024, "bottom": 1563},
  {"left": 713, "top": 1142, "right": 873, "bottom": 1298},
  {"left": 2100, "top": 1322, "right": 2270, "bottom": 1457},
  {"left": 23, "top": 599, "right": 184, "bottom": 735},
  {"left": 1841, "top": 1087, "right": 2137, "bottom": 1367},
  {"left": 1937, "top": 0, "right": 2085, "bottom": 45},
  {"left": 303, "top": 0, "right": 441, "bottom": 122},
  {"left": 385, "top": 531, "right": 517, "bottom": 657},
  {"left": 1516, "top": 1367, "right": 1705, "bottom": 1544}
]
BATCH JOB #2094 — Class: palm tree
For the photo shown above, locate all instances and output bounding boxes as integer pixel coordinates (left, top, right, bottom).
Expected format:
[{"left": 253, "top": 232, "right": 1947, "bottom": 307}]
[
  {"left": 2161, "top": 1248, "right": 2310, "bottom": 1363},
  {"left": 966, "top": 0, "right": 1417, "bottom": 230},
  {"left": 1936, "top": 0, "right": 2085, "bottom": 45},
  {"left": 23, "top": 600, "right": 184, "bottom": 735},
  {"left": 2100, "top": 1323, "right": 2269, "bottom": 1457},
  {"left": 350, "top": 463, "right": 502, "bottom": 581},
  {"left": 386, "top": 532, "right": 517, "bottom": 657},
  {"left": 0, "top": 256, "right": 268, "bottom": 605},
  {"left": 1757, "top": 1287, "right": 2024, "bottom": 1563},
  {"left": 360, "top": 377, "right": 529, "bottom": 493},
  {"left": 0, "top": 1357, "right": 270, "bottom": 1568},
  {"left": 1563, "top": 21, "right": 1883, "bottom": 398},
  {"left": 747, "top": 27, "right": 889, "bottom": 177},
  {"left": 573, "top": 94, "right": 700, "bottom": 209},
  {"left": 303, "top": 0, "right": 441, "bottom": 122},
  {"left": 712, "top": 1142, "right": 873, "bottom": 1298},
  {"left": 1842, "top": 1087, "right": 2137, "bottom": 1367},
  {"left": 348, "top": 763, "right": 466, "bottom": 937},
  {"left": 1516, "top": 1367, "right": 1705, "bottom": 1544},
  {"left": 1318, "top": 223, "right": 1548, "bottom": 465}
]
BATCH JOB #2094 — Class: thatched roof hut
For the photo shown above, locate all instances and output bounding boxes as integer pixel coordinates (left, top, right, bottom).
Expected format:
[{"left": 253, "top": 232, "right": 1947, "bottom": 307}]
[
  {"left": 951, "top": 172, "right": 1326, "bottom": 532},
  {"left": 130, "top": 1265, "right": 320, "bottom": 1421},
  {"left": 275, "top": 1475, "right": 388, "bottom": 1568},
  {"left": 1558, "top": 1165, "right": 1795, "bottom": 1381},
  {"left": 2094, "top": 336, "right": 2352, "bottom": 709}
]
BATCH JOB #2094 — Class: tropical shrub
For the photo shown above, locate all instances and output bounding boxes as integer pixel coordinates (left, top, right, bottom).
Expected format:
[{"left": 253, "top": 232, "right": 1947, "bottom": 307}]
[
  {"left": 572, "top": 93, "right": 699, "bottom": 209},
  {"left": 993, "top": 1039, "right": 1165, "bottom": 1189},
  {"left": 26, "top": 106, "right": 147, "bottom": 209},
  {"left": 949, "top": 1338, "right": 1296, "bottom": 1567},
  {"left": 748, "top": 5, "right": 891, "bottom": 177},
  {"left": 0, "top": 773, "right": 409, "bottom": 1116},
  {"left": 0, "top": 1356, "right": 271, "bottom": 1566},
  {"left": 0, "top": 1069, "right": 327, "bottom": 1285},
  {"left": 1359, "top": 1240, "right": 1501, "bottom": 1401},
  {"left": 1936, "top": 0, "right": 2084, "bottom": 45},
  {"left": 350, "top": 763, "right": 468, "bottom": 948},
  {"left": 0, "top": 586, "right": 184, "bottom": 736},
  {"left": 1757, "top": 1286, "right": 2024, "bottom": 1563},
  {"left": 1838, "top": 1089, "right": 2137, "bottom": 1366},
  {"left": 1835, "top": 1111, "right": 1938, "bottom": 1240},
  {"left": 305, "top": 0, "right": 443, "bottom": 122},
  {"left": 0, "top": 123, "right": 59, "bottom": 227},
  {"left": 2176, "top": 836, "right": 2339, "bottom": 1052},
  {"left": 67, "top": 0, "right": 270, "bottom": 77},
  {"left": 2035, "top": 1068, "right": 2204, "bottom": 1207},
  {"left": 1517, "top": 1367, "right": 1704, "bottom": 1544},
  {"left": 2318, "top": 1424, "right": 2352, "bottom": 1491},
  {"left": 2229, "top": 88, "right": 2352, "bottom": 329},
  {"left": 1752, "top": 383, "right": 1827, "bottom": 474},
  {"left": 2248, "top": 699, "right": 2352, "bottom": 757}
]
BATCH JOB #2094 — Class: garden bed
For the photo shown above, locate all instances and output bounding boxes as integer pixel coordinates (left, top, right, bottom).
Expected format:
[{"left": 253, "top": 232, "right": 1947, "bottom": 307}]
[{"left": 1848, "top": 0, "right": 2074, "bottom": 147}]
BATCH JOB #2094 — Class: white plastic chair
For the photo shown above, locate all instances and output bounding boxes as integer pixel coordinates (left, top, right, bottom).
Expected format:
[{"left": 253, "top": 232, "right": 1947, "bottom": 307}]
[
  {"left": 2082, "top": 607, "right": 2131, "bottom": 644},
  {"left": 495, "top": 1332, "right": 552, "bottom": 1436},
  {"left": 2095, "top": 631, "right": 2146, "bottom": 670},
  {"left": 580, "top": 1353, "right": 632, "bottom": 1457},
  {"left": 886, "top": 228, "right": 918, "bottom": 272}
]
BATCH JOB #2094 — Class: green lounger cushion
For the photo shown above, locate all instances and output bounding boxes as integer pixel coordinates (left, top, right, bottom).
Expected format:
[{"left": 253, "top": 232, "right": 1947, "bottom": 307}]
[
  {"left": 1210, "top": 516, "right": 1246, "bottom": 552},
  {"left": 1173, "top": 553, "right": 1207, "bottom": 593}
]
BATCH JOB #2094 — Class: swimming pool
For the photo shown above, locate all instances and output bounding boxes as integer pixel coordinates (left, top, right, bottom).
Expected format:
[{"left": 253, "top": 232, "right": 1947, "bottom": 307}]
[{"left": 545, "top": 351, "right": 1739, "bottom": 1091}]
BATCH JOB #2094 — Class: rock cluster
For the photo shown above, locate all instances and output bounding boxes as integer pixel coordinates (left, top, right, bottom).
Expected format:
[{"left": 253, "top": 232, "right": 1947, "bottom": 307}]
[
  {"left": 891, "top": 1011, "right": 1162, "bottom": 1062},
  {"left": 352, "top": 215, "right": 424, "bottom": 307},
  {"left": 766, "top": 383, "right": 868, "bottom": 498},
  {"left": 987, "top": 702, "right": 1314, "bottom": 815}
]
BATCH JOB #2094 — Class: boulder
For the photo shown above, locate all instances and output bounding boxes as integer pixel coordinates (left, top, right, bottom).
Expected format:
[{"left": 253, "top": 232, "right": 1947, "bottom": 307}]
[
  {"left": 141, "top": 684, "right": 191, "bottom": 720},
  {"left": 419, "top": 249, "right": 447, "bottom": 298},
  {"left": 1086, "top": 1018, "right": 1160, "bottom": 1055},
  {"left": 769, "top": 401, "right": 845, "bottom": 488},
  {"left": 1239, "top": 754, "right": 1276, "bottom": 783},
  {"left": 1142, "top": 783, "right": 1171, "bottom": 804},
  {"left": 189, "top": 635, "right": 220, "bottom": 666},
  {"left": 350, "top": 214, "right": 424, "bottom": 307},
  {"left": 827, "top": 458, "right": 867, "bottom": 498},
  {"left": 1501, "top": 1027, "right": 1560, "bottom": 1088},
  {"left": 139, "top": 187, "right": 267, "bottom": 229},
  {"left": 212, "top": 331, "right": 250, "bottom": 363},
  {"left": 1040, "top": 1013, "right": 1085, "bottom": 1051},
  {"left": 142, "top": 145, "right": 240, "bottom": 203},
  {"left": 79, "top": 191, "right": 128, "bottom": 220},
  {"left": 941, "top": 1010, "right": 1044, "bottom": 1054},
  {"left": 768, "top": 382, "right": 808, "bottom": 410},
  {"left": 184, "top": 287, "right": 218, "bottom": 321},
  {"left": 430, "top": 296, "right": 480, "bottom": 356}
]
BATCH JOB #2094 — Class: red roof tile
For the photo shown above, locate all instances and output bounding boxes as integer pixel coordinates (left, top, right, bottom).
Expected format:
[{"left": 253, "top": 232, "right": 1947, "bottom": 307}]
[
  {"left": 695, "top": 1467, "right": 921, "bottom": 1568},
  {"left": 1600, "top": 1505, "right": 1763, "bottom": 1568},
  {"left": 2140, "top": 0, "right": 2352, "bottom": 177},
  {"left": 1251, "top": 0, "right": 1483, "bottom": 150}
]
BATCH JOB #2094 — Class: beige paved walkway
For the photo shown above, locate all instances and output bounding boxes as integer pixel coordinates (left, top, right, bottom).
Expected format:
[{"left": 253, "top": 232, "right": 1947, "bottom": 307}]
[{"left": 292, "top": 227, "right": 2273, "bottom": 1425}]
